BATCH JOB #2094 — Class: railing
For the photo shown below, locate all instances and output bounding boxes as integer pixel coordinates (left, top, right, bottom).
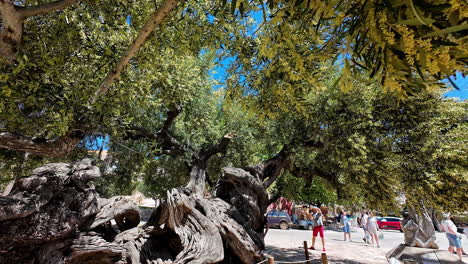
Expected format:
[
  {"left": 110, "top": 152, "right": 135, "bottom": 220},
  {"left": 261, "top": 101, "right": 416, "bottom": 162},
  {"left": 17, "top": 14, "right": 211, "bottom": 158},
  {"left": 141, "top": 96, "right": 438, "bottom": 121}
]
[{"left": 257, "top": 241, "right": 329, "bottom": 264}]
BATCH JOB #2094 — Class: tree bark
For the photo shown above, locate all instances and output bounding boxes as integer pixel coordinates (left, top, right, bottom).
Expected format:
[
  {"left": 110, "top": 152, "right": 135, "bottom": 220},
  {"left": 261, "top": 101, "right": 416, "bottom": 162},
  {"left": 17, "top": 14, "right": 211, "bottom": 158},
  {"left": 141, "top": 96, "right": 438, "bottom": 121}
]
[
  {"left": 0, "top": 0, "right": 80, "bottom": 63},
  {"left": 16, "top": 0, "right": 80, "bottom": 17},
  {"left": 245, "top": 146, "right": 289, "bottom": 188},
  {"left": 0, "top": 155, "right": 274, "bottom": 263},
  {"left": 0, "top": 0, "right": 23, "bottom": 63},
  {"left": 0, "top": 130, "right": 84, "bottom": 157}
]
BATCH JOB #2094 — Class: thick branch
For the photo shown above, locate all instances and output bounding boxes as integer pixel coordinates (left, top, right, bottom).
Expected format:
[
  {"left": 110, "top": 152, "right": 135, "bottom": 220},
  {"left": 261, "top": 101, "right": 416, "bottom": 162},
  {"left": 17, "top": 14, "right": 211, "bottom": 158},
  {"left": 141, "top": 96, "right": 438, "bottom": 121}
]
[
  {"left": 16, "top": 0, "right": 80, "bottom": 17},
  {"left": 200, "top": 133, "right": 233, "bottom": 165},
  {"left": 0, "top": 0, "right": 23, "bottom": 63},
  {"left": 245, "top": 147, "right": 289, "bottom": 189},
  {"left": 92, "top": 0, "right": 181, "bottom": 103},
  {"left": 288, "top": 165, "right": 334, "bottom": 187},
  {"left": 159, "top": 106, "right": 181, "bottom": 133},
  {"left": 186, "top": 134, "right": 233, "bottom": 195},
  {"left": 0, "top": 130, "right": 84, "bottom": 158},
  {"left": 123, "top": 107, "right": 190, "bottom": 157}
]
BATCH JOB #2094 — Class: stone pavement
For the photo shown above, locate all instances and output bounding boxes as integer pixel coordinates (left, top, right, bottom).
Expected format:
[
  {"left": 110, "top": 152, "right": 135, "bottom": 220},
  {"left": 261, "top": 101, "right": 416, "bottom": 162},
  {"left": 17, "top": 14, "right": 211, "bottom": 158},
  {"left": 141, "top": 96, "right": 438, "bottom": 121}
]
[
  {"left": 265, "top": 236, "right": 390, "bottom": 263},
  {"left": 386, "top": 244, "right": 466, "bottom": 264},
  {"left": 265, "top": 229, "right": 468, "bottom": 264}
]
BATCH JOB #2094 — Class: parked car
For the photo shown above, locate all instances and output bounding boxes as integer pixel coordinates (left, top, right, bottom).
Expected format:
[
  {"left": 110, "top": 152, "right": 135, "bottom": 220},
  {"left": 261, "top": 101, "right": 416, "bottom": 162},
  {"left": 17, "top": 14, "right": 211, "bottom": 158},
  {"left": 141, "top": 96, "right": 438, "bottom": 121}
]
[
  {"left": 267, "top": 210, "right": 293, "bottom": 230},
  {"left": 377, "top": 217, "right": 403, "bottom": 232},
  {"left": 291, "top": 207, "right": 313, "bottom": 230},
  {"left": 296, "top": 219, "right": 314, "bottom": 230}
]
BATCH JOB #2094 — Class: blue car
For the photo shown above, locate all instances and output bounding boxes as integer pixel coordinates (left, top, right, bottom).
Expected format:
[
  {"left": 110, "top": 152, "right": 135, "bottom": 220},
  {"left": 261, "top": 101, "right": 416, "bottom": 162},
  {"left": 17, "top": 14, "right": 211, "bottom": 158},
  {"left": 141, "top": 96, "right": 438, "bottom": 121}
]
[
  {"left": 267, "top": 210, "right": 293, "bottom": 230},
  {"left": 296, "top": 219, "right": 314, "bottom": 230}
]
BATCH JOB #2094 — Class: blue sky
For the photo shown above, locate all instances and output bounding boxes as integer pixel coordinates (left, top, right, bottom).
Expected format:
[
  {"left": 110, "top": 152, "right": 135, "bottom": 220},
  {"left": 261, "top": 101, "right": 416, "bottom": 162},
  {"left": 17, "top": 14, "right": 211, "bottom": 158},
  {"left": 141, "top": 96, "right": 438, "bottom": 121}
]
[{"left": 442, "top": 72, "right": 468, "bottom": 100}]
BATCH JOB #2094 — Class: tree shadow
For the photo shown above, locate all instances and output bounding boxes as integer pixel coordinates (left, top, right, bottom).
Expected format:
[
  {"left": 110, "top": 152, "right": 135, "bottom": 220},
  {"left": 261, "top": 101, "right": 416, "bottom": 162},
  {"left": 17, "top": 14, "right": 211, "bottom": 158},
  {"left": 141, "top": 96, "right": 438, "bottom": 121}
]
[{"left": 264, "top": 245, "right": 373, "bottom": 264}]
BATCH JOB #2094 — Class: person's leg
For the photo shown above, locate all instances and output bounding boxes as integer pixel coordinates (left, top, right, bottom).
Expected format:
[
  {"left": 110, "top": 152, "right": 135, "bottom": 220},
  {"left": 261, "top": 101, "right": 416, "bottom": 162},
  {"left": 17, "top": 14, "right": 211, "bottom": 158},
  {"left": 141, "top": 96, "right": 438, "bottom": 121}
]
[
  {"left": 447, "top": 234, "right": 455, "bottom": 253},
  {"left": 320, "top": 227, "right": 325, "bottom": 251},
  {"left": 454, "top": 236, "right": 463, "bottom": 259},
  {"left": 363, "top": 228, "right": 368, "bottom": 243},
  {"left": 310, "top": 227, "right": 318, "bottom": 249},
  {"left": 375, "top": 234, "right": 380, "bottom": 247},
  {"left": 448, "top": 246, "right": 455, "bottom": 253},
  {"left": 344, "top": 223, "right": 349, "bottom": 240}
]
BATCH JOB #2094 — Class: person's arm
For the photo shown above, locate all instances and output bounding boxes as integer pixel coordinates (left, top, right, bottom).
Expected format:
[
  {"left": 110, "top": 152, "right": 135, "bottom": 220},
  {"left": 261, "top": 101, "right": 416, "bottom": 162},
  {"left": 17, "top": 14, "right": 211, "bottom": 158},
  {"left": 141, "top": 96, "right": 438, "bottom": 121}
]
[
  {"left": 446, "top": 225, "right": 457, "bottom": 235},
  {"left": 439, "top": 223, "right": 445, "bottom": 232},
  {"left": 305, "top": 210, "right": 312, "bottom": 220},
  {"left": 316, "top": 212, "right": 322, "bottom": 223}
]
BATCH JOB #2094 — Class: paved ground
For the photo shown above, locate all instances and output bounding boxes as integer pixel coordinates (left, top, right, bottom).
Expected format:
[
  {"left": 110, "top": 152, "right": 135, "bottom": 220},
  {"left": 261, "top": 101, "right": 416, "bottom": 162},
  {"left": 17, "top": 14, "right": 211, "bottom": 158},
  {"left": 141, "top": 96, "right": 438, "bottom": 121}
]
[{"left": 264, "top": 228, "right": 468, "bottom": 264}]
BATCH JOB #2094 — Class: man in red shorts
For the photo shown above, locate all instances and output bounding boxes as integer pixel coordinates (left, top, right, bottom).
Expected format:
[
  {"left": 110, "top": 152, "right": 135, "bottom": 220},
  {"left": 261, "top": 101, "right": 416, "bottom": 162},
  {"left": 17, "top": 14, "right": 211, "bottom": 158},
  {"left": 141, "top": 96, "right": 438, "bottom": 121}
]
[{"left": 307, "top": 206, "right": 326, "bottom": 252}]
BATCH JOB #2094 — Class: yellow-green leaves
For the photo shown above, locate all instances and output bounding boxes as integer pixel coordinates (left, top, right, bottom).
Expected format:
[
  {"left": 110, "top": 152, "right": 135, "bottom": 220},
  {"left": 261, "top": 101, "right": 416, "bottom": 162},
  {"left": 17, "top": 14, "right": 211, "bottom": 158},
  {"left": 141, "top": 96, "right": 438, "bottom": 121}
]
[{"left": 339, "top": 59, "right": 353, "bottom": 93}]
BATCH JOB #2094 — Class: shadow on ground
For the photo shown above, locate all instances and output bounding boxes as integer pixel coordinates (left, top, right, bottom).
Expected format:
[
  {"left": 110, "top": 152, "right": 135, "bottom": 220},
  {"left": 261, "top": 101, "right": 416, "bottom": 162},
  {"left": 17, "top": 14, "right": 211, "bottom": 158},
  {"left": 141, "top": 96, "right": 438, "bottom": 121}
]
[{"left": 264, "top": 245, "right": 373, "bottom": 264}]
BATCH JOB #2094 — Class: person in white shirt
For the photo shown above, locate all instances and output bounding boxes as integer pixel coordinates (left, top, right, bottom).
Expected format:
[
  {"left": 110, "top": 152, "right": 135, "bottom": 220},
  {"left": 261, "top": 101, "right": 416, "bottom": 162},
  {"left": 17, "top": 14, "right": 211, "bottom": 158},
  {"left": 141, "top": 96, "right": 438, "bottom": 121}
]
[
  {"left": 440, "top": 213, "right": 463, "bottom": 260},
  {"left": 366, "top": 211, "right": 380, "bottom": 248},
  {"left": 360, "top": 211, "right": 370, "bottom": 244}
]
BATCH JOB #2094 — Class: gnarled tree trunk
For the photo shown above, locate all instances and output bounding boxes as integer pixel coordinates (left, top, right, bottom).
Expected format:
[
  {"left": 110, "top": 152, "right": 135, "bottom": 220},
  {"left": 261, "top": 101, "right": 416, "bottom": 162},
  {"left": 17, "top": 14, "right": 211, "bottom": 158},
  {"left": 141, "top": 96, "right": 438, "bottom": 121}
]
[{"left": 0, "top": 152, "right": 285, "bottom": 263}]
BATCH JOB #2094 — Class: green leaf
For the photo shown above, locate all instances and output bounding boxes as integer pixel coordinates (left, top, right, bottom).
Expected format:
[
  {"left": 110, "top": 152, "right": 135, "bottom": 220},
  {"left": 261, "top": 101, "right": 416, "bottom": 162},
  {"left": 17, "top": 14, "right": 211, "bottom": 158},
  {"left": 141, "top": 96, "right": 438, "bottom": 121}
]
[
  {"left": 421, "top": 24, "right": 468, "bottom": 38},
  {"left": 397, "top": 18, "right": 435, "bottom": 26}
]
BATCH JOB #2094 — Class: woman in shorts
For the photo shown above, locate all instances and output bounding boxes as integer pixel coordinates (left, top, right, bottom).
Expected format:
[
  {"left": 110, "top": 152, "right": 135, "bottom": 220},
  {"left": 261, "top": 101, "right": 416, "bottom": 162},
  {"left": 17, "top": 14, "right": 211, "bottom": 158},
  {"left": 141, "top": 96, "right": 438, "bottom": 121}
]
[
  {"left": 341, "top": 210, "right": 352, "bottom": 241},
  {"left": 441, "top": 213, "right": 463, "bottom": 260}
]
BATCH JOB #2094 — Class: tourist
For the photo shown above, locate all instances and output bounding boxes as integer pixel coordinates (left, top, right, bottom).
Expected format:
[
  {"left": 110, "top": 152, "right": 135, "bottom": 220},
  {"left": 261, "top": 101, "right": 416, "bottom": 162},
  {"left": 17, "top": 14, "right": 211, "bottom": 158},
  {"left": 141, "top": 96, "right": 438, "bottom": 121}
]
[
  {"left": 440, "top": 213, "right": 463, "bottom": 260},
  {"left": 366, "top": 211, "right": 380, "bottom": 248},
  {"left": 360, "top": 210, "right": 370, "bottom": 244},
  {"left": 307, "top": 207, "right": 326, "bottom": 252},
  {"left": 341, "top": 210, "right": 352, "bottom": 241}
]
